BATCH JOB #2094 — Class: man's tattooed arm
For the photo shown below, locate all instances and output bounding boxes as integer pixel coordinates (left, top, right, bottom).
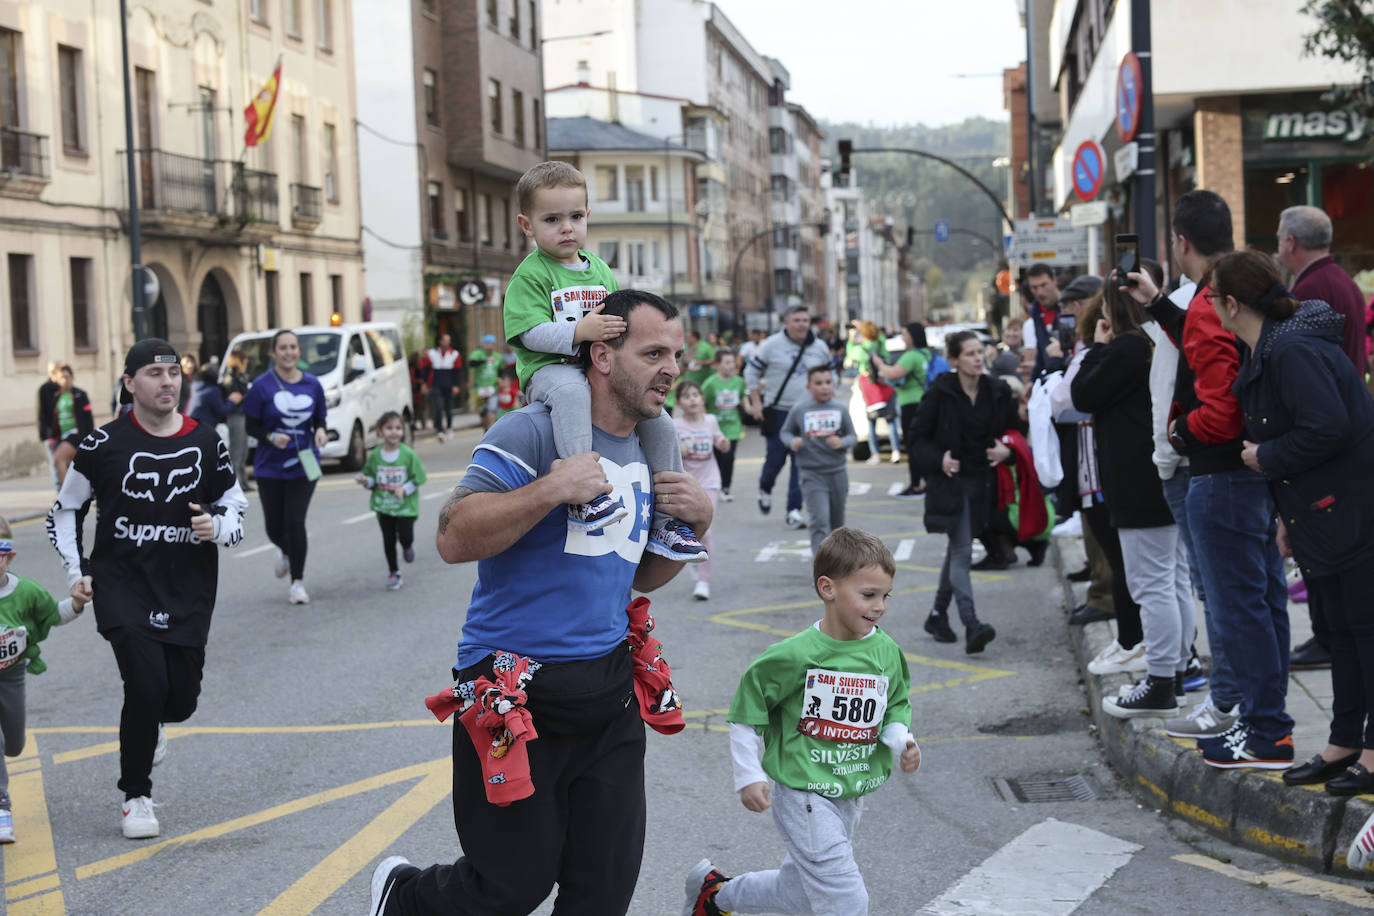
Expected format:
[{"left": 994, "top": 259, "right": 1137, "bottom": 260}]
[{"left": 437, "top": 486, "right": 473, "bottom": 537}]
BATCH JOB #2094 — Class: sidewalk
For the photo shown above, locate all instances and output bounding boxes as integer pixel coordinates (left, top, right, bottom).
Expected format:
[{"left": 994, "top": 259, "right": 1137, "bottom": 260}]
[
  {"left": 1055, "top": 535, "right": 1368, "bottom": 877},
  {"left": 0, "top": 414, "right": 482, "bottom": 525}
]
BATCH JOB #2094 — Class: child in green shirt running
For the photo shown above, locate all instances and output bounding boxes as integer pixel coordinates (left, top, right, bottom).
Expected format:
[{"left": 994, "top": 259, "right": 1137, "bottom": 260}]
[
  {"left": 354, "top": 411, "right": 428, "bottom": 591},
  {"left": 505, "top": 161, "right": 705, "bottom": 562},
  {"left": 702, "top": 350, "right": 746, "bottom": 501},
  {"left": 684, "top": 528, "right": 920, "bottom": 916}
]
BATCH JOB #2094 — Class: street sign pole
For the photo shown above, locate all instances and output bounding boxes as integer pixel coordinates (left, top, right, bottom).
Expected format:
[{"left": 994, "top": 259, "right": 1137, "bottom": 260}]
[
  {"left": 1132, "top": 3, "right": 1157, "bottom": 259},
  {"left": 119, "top": 0, "right": 147, "bottom": 341}
]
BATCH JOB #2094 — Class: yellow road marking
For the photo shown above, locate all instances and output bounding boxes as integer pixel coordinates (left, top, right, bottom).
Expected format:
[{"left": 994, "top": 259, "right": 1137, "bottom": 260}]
[
  {"left": 9, "top": 890, "right": 66, "bottom": 915},
  {"left": 1174, "top": 853, "right": 1374, "bottom": 909},
  {"left": 256, "top": 758, "right": 451, "bottom": 915},
  {"left": 7, "top": 873, "right": 60, "bottom": 898},
  {"left": 5, "top": 736, "right": 65, "bottom": 913},
  {"left": 76, "top": 757, "right": 449, "bottom": 880}
]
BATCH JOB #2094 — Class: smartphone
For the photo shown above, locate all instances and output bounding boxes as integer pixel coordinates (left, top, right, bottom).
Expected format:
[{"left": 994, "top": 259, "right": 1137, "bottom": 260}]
[{"left": 1114, "top": 234, "right": 1140, "bottom": 287}]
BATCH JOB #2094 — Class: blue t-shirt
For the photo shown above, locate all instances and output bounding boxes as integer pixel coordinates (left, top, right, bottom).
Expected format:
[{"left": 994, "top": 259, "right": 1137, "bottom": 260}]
[
  {"left": 456, "top": 404, "right": 651, "bottom": 667},
  {"left": 241, "top": 370, "right": 328, "bottom": 480}
]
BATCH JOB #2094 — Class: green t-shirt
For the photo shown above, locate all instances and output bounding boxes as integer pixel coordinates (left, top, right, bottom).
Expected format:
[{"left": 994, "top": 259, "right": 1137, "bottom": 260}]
[
  {"left": 0, "top": 574, "right": 62, "bottom": 675},
  {"left": 685, "top": 341, "right": 717, "bottom": 385},
  {"left": 702, "top": 373, "right": 746, "bottom": 440},
  {"left": 503, "top": 248, "right": 619, "bottom": 387},
  {"left": 729, "top": 625, "right": 912, "bottom": 799},
  {"left": 468, "top": 349, "right": 500, "bottom": 392},
  {"left": 362, "top": 443, "right": 428, "bottom": 517},
  {"left": 56, "top": 391, "right": 76, "bottom": 436},
  {"left": 894, "top": 348, "right": 931, "bottom": 407}
]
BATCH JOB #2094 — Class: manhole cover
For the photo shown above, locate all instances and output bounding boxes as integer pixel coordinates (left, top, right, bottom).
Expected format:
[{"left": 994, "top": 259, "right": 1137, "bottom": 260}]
[{"left": 993, "top": 774, "right": 1104, "bottom": 803}]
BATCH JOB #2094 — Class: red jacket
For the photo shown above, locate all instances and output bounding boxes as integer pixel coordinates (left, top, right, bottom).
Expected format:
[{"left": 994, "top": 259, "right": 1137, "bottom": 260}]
[
  {"left": 1170, "top": 286, "right": 1246, "bottom": 474},
  {"left": 1292, "top": 255, "right": 1367, "bottom": 375}
]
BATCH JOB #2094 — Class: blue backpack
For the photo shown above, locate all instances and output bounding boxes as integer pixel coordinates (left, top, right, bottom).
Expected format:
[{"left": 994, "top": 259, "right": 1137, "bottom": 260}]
[{"left": 926, "top": 352, "right": 950, "bottom": 386}]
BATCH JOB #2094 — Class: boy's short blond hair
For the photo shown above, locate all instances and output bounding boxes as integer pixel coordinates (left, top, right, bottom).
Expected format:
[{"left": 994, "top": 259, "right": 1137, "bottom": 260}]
[
  {"left": 517, "top": 161, "right": 587, "bottom": 215},
  {"left": 812, "top": 527, "right": 894, "bottom": 596}
]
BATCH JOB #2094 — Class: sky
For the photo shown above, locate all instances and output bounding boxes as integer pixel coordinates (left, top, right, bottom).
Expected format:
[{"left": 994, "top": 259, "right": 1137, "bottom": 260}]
[{"left": 712, "top": 0, "right": 1027, "bottom": 128}]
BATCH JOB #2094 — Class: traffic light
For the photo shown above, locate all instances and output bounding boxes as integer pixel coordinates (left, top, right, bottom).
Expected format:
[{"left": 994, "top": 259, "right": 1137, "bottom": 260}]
[{"left": 838, "top": 139, "right": 852, "bottom": 182}]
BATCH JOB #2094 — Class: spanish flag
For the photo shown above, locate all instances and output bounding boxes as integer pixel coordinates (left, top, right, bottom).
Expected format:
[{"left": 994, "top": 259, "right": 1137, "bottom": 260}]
[{"left": 244, "top": 57, "right": 282, "bottom": 148}]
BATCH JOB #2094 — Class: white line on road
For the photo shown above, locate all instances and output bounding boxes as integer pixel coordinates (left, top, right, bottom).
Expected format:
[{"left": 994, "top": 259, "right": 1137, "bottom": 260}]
[
  {"left": 754, "top": 540, "right": 813, "bottom": 563},
  {"left": 343, "top": 512, "right": 375, "bottom": 525},
  {"left": 849, "top": 481, "right": 872, "bottom": 495},
  {"left": 893, "top": 539, "right": 915, "bottom": 561},
  {"left": 422, "top": 490, "right": 447, "bottom": 501},
  {"left": 917, "top": 818, "right": 1140, "bottom": 916}
]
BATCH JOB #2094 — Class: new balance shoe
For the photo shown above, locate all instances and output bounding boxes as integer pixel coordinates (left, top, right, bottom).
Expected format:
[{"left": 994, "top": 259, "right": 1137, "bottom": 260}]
[
  {"left": 386, "top": 572, "right": 403, "bottom": 591},
  {"left": 0, "top": 807, "right": 13, "bottom": 844},
  {"left": 370, "top": 855, "right": 418, "bottom": 916},
  {"left": 924, "top": 613, "right": 957, "bottom": 644},
  {"left": 1351, "top": 810, "right": 1374, "bottom": 870},
  {"left": 693, "top": 580, "right": 711, "bottom": 601},
  {"left": 757, "top": 490, "right": 772, "bottom": 515},
  {"left": 785, "top": 508, "right": 806, "bottom": 529},
  {"left": 1087, "top": 640, "right": 1148, "bottom": 676},
  {"left": 288, "top": 581, "right": 310, "bottom": 605},
  {"left": 1102, "top": 675, "right": 1179, "bottom": 719},
  {"left": 121, "top": 796, "right": 159, "bottom": 839},
  {"left": 1164, "top": 694, "right": 1238, "bottom": 739},
  {"left": 1201, "top": 731, "right": 1295, "bottom": 770},
  {"left": 647, "top": 520, "right": 708, "bottom": 563},
  {"left": 274, "top": 549, "right": 289, "bottom": 578},
  {"left": 568, "top": 493, "right": 629, "bottom": 531},
  {"left": 683, "top": 858, "right": 731, "bottom": 916},
  {"left": 152, "top": 724, "right": 167, "bottom": 767}
]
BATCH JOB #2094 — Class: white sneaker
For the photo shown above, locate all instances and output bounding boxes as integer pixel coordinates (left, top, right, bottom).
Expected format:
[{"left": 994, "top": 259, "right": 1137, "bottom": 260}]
[
  {"left": 1087, "top": 640, "right": 1149, "bottom": 676},
  {"left": 371, "top": 856, "right": 412, "bottom": 916},
  {"left": 890, "top": 451, "right": 902, "bottom": 464},
  {"left": 786, "top": 508, "right": 805, "bottom": 529},
  {"left": 121, "top": 796, "right": 159, "bottom": 839},
  {"left": 274, "top": 549, "right": 289, "bottom": 578},
  {"left": 152, "top": 724, "right": 167, "bottom": 766},
  {"left": 288, "top": 581, "right": 310, "bottom": 605},
  {"left": 720, "top": 488, "right": 733, "bottom": 503},
  {"left": 1164, "top": 693, "right": 1239, "bottom": 738},
  {"left": 1051, "top": 513, "right": 1082, "bottom": 538},
  {"left": 865, "top": 454, "right": 881, "bottom": 465},
  {"left": 693, "top": 580, "right": 710, "bottom": 601}
]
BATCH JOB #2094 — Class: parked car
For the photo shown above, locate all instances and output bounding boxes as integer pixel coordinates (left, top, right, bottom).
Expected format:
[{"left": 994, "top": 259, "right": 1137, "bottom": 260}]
[{"left": 224, "top": 322, "right": 411, "bottom": 470}]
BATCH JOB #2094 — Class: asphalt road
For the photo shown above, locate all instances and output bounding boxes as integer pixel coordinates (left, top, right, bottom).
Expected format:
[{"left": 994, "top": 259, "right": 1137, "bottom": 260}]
[{"left": 1, "top": 419, "right": 1364, "bottom": 915}]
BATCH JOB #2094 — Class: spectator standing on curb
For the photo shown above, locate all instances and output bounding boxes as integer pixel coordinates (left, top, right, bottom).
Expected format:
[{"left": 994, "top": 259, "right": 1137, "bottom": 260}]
[
  {"left": 744, "top": 306, "right": 833, "bottom": 530},
  {"left": 47, "top": 338, "right": 246, "bottom": 839},
  {"left": 425, "top": 334, "right": 462, "bottom": 442},
  {"left": 220, "top": 347, "right": 253, "bottom": 493}
]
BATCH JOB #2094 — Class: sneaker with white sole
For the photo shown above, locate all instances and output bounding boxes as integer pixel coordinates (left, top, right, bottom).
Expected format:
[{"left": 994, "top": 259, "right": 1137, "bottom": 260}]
[
  {"left": 757, "top": 490, "right": 772, "bottom": 515},
  {"left": 288, "top": 581, "right": 310, "bottom": 605},
  {"left": 1201, "top": 729, "right": 1295, "bottom": 770},
  {"left": 693, "top": 580, "right": 710, "bottom": 601},
  {"left": 890, "top": 451, "right": 902, "bottom": 464},
  {"left": 274, "top": 549, "right": 289, "bottom": 578},
  {"left": 720, "top": 488, "right": 733, "bottom": 503},
  {"left": 1164, "top": 694, "right": 1238, "bottom": 739},
  {"left": 569, "top": 493, "right": 629, "bottom": 531},
  {"left": 1051, "top": 513, "right": 1082, "bottom": 538},
  {"left": 1087, "top": 640, "right": 1149, "bottom": 676},
  {"left": 864, "top": 454, "right": 881, "bottom": 466},
  {"left": 370, "top": 855, "right": 416, "bottom": 916},
  {"left": 386, "top": 572, "right": 403, "bottom": 591},
  {"left": 683, "top": 857, "right": 731, "bottom": 916},
  {"left": 1102, "top": 675, "right": 1179, "bottom": 719},
  {"left": 121, "top": 795, "right": 159, "bottom": 839},
  {"left": 646, "top": 519, "right": 708, "bottom": 563},
  {"left": 0, "top": 807, "right": 13, "bottom": 843},
  {"left": 152, "top": 724, "right": 167, "bottom": 766},
  {"left": 786, "top": 508, "right": 805, "bottom": 529},
  {"left": 1350, "top": 811, "right": 1374, "bottom": 870}
]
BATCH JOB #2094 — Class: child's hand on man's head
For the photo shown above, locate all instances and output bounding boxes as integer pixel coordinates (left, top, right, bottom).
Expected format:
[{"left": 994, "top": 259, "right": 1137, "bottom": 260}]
[
  {"left": 900, "top": 739, "right": 921, "bottom": 773},
  {"left": 572, "top": 303, "right": 628, "bottom": 344},
  {"left": 740, "top": 781, "right": 771, "bottom": 812}
]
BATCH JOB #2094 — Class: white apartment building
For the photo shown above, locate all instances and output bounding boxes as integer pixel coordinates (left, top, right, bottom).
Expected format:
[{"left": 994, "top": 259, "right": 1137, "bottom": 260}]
[
  {"left": 826, "top": 167, "right": 897, "bottom": 331},
  {"left": 0, "top": 0, "right": 363, "bottom": 470}
]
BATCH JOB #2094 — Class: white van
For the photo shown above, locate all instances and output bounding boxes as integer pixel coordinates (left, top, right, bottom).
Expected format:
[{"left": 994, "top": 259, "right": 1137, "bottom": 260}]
[{"left": 224, "top": 322, "right": 412, "bottom": 469}]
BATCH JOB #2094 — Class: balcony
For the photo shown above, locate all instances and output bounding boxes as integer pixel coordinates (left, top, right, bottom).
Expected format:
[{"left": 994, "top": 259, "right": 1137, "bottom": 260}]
[
  {"left": 290, "top": 182, "right": 322, "bottom": 230},
  {"left": 118, "top": 149, "right": 282, "bottom": 241},
  {"left": 231, "top": 164, "right": 279, "bottom": 240},
  {"left": 0, "top": 127, "right": 51, "bottom": 199}
]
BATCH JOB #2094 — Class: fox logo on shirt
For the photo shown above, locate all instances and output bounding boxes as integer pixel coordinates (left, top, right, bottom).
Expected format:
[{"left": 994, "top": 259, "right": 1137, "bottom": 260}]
[
  {"left": 79, "top": 428, "right": 109, "bottom": 451},
  {"left": 122, "top": 448, "right": 203, "bottom": 503},
  {"left": 148, "top": 610, "right": 171, "bottom": 629}
]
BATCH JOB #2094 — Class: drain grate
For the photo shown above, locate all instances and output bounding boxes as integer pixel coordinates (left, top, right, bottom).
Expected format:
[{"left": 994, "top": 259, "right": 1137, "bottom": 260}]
[{"left": 993, "top": 774, "right": 1105, "bottom": 803}]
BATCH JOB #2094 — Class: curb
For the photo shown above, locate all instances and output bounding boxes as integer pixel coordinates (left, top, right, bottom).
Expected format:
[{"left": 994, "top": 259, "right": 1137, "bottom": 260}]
[{"left": 1059, "top": 544, "right": 1369, "bottom": 877}]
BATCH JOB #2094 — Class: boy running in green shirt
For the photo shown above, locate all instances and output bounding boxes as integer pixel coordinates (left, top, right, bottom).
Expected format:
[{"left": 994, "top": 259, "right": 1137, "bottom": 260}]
[
  {"left": 702, "top": 350, "right": 746, "bottom": 501},
  {"left": 505, "top": 161, "right": 704, "bottom": 561},
  {"left": 467, "top": 334, "right": 501, "bottom": 431}
]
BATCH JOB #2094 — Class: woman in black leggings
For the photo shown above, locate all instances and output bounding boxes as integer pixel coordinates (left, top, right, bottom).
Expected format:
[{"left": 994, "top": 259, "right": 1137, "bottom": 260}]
[{"left": 241, "top": 330, "right": 328, "bottom": 605}]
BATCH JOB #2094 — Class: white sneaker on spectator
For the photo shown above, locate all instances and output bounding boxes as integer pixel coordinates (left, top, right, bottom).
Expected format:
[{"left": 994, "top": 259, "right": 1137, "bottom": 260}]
[
  {"left": 1164, "top": 693, "right": 1239, "bottom": 738},
  {"left": 865, "top": 454, "right": 881, "bottom": 465},
  {"left": 1051, "top": 513, "right": 1082, "bottom": 538},
  {"left": 1087, "top": 640, "right": 1148, "bottom": 676}
]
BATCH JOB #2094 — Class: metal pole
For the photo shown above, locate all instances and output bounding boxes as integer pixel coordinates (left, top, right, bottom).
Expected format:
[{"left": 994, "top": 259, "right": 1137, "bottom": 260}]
[
  {"left": 120, "top": 0, "right": 147, "bottom": 340},
  {"left": 1024, "top": 0, "right": 1038, "bottom": 215},
  {"left": 1132, "top": 1, "right": 1157, "bottom": 259},
  {"left": 846, "top": 146, "right": 1013, "bottom": 234},
  {"left": 664, "top": 137, "right": 675, "bottom": 304}
]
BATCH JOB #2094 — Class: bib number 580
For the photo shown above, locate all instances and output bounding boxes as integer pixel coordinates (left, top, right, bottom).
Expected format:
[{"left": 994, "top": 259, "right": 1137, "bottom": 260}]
[{"left": 831, "top": 696, "right": 878, "bottom": 723}]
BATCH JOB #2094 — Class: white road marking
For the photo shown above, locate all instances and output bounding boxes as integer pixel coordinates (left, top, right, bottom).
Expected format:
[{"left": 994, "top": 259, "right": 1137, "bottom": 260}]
[
  {"left": 917, "top": 818, "right": 1140, "bottom": 916},
  {"left": 849, "top": 481, "right": 872, "bottom": 495},
  {"left": 422, "top": 490, "right": 446, "bottom": 501},
  {"left": 888, "top": 481, "right": 906, "bottom": 497},
  {"left": 235, "top": 542, "right": 285, "bottom": 560},
  {"left": 893, "top": 539, "right": 915, "bottom": 562},
  {"left": 754, "top": 540, "right": 813, "bottom": 563},
  {"left": 343, "top": 512, "right": 375, "bottom": 525}
]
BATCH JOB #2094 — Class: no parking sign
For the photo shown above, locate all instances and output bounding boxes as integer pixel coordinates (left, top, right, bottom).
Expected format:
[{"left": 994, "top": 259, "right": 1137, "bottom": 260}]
[
  {"left": 1116, "top": 52, "right": 1143, "bottom": 143},
  {"left": 1071, "top": 141, "right": 1105, "bottom": 203}
]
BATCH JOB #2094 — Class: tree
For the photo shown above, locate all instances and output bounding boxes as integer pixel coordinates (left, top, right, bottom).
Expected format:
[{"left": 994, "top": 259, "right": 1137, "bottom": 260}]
[{"left": 1301, "top": 0, "right": 1374, "bottom": 122}]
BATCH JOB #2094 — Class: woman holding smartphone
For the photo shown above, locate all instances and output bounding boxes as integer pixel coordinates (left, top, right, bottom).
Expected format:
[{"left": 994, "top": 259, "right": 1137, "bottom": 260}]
[{"left": 241, "top": 330, "right": 329, "bottom": 605}]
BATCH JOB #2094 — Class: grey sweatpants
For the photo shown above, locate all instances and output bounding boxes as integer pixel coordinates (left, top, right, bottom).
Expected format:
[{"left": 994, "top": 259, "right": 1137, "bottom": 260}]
[
  {"left": 800, "top": 467, "right": 848, "bottom": 556},
  {"left": 528, "top": 363, "right": 683, "bottom": 527},
  {"left": 1118, "top": 525, "right": 1195, "bottom": 678},
  {"left": 0, "top": 663, "right": 27, "bottom": 802},
  {"left": 714, "top": 783, "right": 868, "bottom": 915}
]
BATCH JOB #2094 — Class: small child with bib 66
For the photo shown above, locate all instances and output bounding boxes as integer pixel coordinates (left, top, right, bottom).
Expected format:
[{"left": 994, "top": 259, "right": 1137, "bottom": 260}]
[{"left": 684, "top": 527, "right": 919, "bottom": 916}]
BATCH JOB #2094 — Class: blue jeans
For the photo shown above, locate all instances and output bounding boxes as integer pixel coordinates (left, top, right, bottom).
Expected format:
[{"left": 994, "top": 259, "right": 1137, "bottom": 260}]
[
  {"left": 1187, "top": 469, "right": 1292, "bottom": 741},
  {"left": 1162, "top": 470, "right": 1242, "bottom": 707},
  {"left": 759, "top": 407, "right": 803, "bottom": 513},
  {"left": 867, "top": 403, "right": 900, "bottom": 457}
]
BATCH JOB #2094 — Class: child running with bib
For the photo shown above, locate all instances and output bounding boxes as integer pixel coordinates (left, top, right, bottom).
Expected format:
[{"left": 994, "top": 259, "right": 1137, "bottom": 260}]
[
  {"left": 505, "top": 160, "right": 706, "bottom": 563},
  {"left": 0, "top": 514, "right": 86, "bottom": 843},
  {"left": 354, "top": 412, "right": 428, "bottom": 591},
  {"left": 685, "top": 527, "right": 920, "bottom": 916},
  {"left": 672, "top": 380, "right": 729, "bottom": 601},
  {"left": 702, "top": 350, "right": 746, "bottom": 502}
]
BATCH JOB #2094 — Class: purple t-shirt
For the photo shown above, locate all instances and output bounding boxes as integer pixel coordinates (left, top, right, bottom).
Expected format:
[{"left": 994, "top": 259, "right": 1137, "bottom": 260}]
[{"left": 241, "top": 370, "right": 327, "bottom": 479}]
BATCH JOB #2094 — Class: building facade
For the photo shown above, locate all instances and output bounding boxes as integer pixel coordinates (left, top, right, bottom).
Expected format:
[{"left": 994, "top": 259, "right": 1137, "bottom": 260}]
[{"left": 1, "top": 0, "right": 363, "bottom": 470}]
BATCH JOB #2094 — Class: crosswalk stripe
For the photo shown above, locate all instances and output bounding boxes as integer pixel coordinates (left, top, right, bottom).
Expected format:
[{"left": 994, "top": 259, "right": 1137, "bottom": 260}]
[
  {"left": 888, "top": 481, "right": 906, "bottom": 497},
  {"left": 917, "top": 818, "right": 1140, "bottom": 915},
  {"left": 894, "top": 539, "right": 915, "bottom": 561},
  {"left": 849, "top": 481, "right": 872, "bottom": 495}
]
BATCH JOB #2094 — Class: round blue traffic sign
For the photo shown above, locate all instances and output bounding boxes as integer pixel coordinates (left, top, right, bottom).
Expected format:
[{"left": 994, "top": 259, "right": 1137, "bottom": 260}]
[
  {"left": 1116, "top": 52, "right": 1143, "bottom": 143},
  {"left": 1072, "top": 141, "right": 1105, "bottom": 202}
]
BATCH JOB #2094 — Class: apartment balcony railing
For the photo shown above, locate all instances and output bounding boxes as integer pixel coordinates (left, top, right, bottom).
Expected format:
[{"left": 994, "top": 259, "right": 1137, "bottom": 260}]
[
  {"left": 232, "top": 163, "right": 279, "bottom": 227},
  {"left": 0, "top": 127, "right": 52, "bottom": 198},
  {"left": 291, "top": 182, "right": 323, "bottom": 229},
  {"left": 121, "top": 148, "right": 226, "bottom": 216}
]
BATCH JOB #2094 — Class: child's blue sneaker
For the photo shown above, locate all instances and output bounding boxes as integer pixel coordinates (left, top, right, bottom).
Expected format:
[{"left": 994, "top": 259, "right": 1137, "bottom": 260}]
[
  {"left": 569, "top": 493, "right": 629, "bottom": 531},
  {"left": 647, "top": 519, "right": 708, "bottom": 564}
]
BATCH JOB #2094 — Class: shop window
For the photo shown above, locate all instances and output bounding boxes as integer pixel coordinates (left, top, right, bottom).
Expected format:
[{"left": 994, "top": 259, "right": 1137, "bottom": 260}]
[{"left": 1243, "top": 165, "right": 1308, "bottom": 248}]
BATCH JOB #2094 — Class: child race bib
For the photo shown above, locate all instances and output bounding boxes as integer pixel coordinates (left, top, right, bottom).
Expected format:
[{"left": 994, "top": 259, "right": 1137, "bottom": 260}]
[
  {"left": 680, "top": 431, "right": 714, "bottom": 460},
  {"left": 803, "top": 409, "right": 843, "bottom": 438},
  {"left": 714, "top": 389, "right": 740, "bottom": 410},
  {"left": 550, "top": 286, "right": 610, "bottom": 323},
  {"left": 377, "top": 465, "right": 407, "bottom": 488},
  {"left": 0, "top": 626, "right": 28, "bottom": 671},
  {"left": 797, "top": 668, "right": 888, "bottom": 744}
]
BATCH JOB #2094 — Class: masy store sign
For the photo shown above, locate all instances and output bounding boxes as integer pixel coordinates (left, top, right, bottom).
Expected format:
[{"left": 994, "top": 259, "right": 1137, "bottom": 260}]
[{"left": 1263, "top": 110, "right": 1368, "bottom": 144}]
